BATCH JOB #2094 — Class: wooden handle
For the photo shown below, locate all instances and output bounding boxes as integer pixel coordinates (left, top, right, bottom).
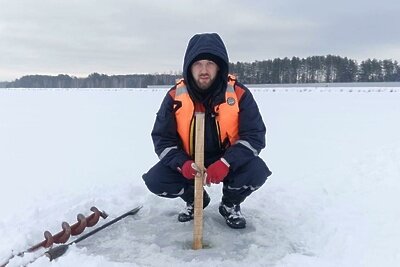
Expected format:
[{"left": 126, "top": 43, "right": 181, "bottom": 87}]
[{"left": 193, "top": 112, "right": 205, "bottom": 250}]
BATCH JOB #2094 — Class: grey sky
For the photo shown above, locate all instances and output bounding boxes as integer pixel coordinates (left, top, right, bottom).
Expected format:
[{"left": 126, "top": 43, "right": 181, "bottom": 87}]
[{"left": 1, "top": 0, "right": 399, "bottom": 81}]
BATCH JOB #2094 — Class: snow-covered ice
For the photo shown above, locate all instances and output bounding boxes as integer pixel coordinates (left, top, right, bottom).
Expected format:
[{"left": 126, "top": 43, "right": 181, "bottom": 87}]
[{"left": 1, "top": 87, "right": 400, "bottom": 267}]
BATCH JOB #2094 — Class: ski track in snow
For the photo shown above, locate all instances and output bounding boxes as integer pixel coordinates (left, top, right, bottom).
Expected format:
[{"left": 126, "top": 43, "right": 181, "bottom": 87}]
[{"left": 1, "top": 88, "right": 400, "bottom": 267}]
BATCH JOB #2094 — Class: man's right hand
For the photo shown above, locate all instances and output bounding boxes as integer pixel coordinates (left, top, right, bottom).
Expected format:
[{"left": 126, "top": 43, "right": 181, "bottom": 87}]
[{"left": 180, "top": 160, "right": 200, "bottom": 180}]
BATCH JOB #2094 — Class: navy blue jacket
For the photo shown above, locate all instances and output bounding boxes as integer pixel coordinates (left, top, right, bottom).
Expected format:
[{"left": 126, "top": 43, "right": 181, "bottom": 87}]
[{"left": 151, "top": 33, "right": 266, "bottom": 172}]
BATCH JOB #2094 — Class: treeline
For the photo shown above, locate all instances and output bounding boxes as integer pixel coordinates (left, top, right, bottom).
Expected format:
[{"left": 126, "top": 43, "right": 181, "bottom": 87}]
[
  {"left": 1, "top": 73, "right": 181, "bottom": 88},
  {"left": 229, "top": 56, "right": 400, "bottom": 84},
  {"left": 1, "top": 55, "right": 400, "bottom": 88}
]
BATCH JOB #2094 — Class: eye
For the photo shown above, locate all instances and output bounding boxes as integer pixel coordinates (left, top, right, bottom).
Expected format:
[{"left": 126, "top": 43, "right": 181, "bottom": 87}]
[{"left": 192, "top": 61, "right": 202, "bottom": 68}]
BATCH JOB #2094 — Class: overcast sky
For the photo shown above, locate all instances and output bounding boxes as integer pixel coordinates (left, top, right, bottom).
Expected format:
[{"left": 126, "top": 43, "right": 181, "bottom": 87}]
[{"left": 1, "top": 0, "right": 399, "bottom": 81}]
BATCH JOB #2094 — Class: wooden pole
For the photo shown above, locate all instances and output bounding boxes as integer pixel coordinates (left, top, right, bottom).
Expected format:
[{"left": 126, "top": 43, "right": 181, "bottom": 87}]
[{"left": 193, "top": 112, "right": 205, "bottom": 250}]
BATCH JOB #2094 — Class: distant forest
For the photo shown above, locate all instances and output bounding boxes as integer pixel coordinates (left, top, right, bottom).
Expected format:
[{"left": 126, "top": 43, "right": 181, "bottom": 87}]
[{"left": 1, "top": 55, "right": 400, "bottom": 88}]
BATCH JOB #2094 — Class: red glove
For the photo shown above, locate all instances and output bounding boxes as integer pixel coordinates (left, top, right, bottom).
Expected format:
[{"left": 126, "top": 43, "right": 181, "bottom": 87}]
[
  {"left": 205, "top": 158, "right": 230, "bottom": 184},
  {"left": 180, "top": 160, "right": 199, "bottom": 180}
]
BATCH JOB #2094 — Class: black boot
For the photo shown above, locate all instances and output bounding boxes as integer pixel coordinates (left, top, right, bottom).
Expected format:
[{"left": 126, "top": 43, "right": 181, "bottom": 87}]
[
  {"left": 219, "top": 201, "right": 246, "bottom": 229},
  {"left": 178, "top": 189, "right": 210, "bottom": 222}
]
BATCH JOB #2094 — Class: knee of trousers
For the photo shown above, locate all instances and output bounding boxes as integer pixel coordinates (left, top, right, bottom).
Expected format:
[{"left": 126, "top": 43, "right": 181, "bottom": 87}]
[
  {"left": 142, "top": 172, "right": 162, "bottom": 196},
  {"left": 142, "top": 161, "right": 190, "bottom": 198},
  {"left": 226, "top": 157, "right": 271, "bottom": 189},
  {"left": 223, "top": 157, "right": 271, "bottom": 199}
]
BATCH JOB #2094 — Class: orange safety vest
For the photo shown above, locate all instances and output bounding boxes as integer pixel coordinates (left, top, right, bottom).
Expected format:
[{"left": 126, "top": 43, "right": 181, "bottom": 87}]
[{"left": 170, "top": 75, "right": 244, "bottom": 157}]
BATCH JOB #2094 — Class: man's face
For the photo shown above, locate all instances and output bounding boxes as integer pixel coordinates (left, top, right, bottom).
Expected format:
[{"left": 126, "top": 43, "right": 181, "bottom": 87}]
[{"left": 190, "top": 59, "right": 219, "bottom": 90}]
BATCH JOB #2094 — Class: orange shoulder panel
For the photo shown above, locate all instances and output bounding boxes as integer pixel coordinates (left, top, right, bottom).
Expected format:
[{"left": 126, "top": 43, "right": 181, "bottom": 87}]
[
  {"left": 234, "top": 85, "right": 246, "bottom": 102},
  {"left": 168, "top": 87, "right": 176, "bottom": 98}
]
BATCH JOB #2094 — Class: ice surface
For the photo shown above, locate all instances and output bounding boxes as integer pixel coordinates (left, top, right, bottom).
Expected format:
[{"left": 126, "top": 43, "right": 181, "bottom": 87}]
[{"left": 1, "top": 87, "right": 399, "bottom": 266}]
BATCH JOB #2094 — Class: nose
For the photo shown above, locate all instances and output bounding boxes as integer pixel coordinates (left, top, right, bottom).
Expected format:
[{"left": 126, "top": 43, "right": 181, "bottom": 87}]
[{"left": 199, "top": 63, "right": 209, "bottom": 73}]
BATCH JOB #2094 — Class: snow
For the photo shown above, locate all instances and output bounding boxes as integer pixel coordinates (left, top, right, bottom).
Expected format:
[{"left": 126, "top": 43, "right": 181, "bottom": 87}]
[{"left": 1, "top": 87, "right": 400, "bottom": 267}]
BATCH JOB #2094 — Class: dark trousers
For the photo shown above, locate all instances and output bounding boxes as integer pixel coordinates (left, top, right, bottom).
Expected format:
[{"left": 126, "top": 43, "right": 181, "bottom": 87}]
[{"left": 142, "top": 157, "right": 271, "bottom": 205}]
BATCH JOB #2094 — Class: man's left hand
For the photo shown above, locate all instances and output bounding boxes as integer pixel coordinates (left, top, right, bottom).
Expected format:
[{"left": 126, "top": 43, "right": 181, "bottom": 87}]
[{"left": 204, "top": 158, "right": 230, "bottom": 185}]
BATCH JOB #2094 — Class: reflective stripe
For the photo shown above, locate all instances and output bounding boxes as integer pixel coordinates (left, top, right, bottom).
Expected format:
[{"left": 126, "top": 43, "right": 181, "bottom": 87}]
[
  {"left": 157, "top": 188, "right": 185, "bottom": 197},
  {"left": 159, "top": 146, "right": 178, "bottom": 160},
  {"left": 175, "top": 86, "right": 188, "bottom": 96},
  {"left": 220, "top": 157, "right": 230, "bottom": 168},
  {"left": 235, "top": 140, "right": 258, "bottom": 156},
  {"left": 226, "top": 84, "right": 235, "bottom": 93},
  {"left": 226, "top": 185, "right": 261, "bottom": 191}
]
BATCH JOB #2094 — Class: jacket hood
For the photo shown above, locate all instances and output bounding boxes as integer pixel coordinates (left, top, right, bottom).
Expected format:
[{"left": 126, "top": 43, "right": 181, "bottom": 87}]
[{"left": 182, "top": 33, "right": 229, "bottom": 87}]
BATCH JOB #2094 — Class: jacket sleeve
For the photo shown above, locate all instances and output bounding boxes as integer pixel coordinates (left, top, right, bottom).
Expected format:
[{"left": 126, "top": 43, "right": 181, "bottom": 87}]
[
  {"left": 151, "top": 90, "right": 191, "bottom": 170},
  {"left": 222, "top": 84, "right": 266, "bottom": 171}
]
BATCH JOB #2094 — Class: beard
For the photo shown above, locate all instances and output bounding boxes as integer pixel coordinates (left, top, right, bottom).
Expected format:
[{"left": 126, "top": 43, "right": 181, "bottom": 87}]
[{"left": 194, "top": 74, "right": 217, "bottom": 90}]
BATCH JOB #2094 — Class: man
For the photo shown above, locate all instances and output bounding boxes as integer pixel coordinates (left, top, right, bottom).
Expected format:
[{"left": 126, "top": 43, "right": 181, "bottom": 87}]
[{"left": 143, "top": 33, "right": 271, "bottom": 229}]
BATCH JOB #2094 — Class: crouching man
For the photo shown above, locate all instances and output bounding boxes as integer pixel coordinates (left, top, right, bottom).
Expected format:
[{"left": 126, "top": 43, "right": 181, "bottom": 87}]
[{"left": 143, "top": 33, "right": 272, "bottom": 229}]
